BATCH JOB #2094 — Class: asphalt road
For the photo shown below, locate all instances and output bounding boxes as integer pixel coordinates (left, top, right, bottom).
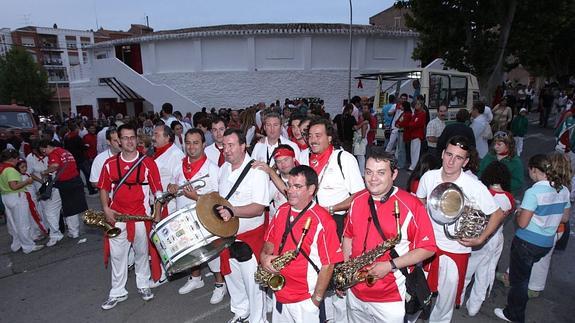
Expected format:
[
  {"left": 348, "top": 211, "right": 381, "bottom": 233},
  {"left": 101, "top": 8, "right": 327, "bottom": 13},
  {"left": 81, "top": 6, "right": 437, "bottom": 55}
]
[{"left": 1, "top": 112, "right": 574, "bottom": 323}]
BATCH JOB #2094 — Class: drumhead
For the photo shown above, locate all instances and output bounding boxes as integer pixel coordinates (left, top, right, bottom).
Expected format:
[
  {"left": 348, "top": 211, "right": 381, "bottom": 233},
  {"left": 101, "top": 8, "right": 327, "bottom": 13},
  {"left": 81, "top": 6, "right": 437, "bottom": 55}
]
[{"left": 164, "top": 236, "right": 235, "bottom": 275}]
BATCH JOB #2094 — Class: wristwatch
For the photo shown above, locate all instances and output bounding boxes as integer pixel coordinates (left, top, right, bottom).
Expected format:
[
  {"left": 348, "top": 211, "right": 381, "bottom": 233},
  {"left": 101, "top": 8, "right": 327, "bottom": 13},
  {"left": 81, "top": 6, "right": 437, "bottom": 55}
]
[
  {"left": 312, "top": 294, "right": 323, "bottom": 303},
  {"left": 389, "top": 259, "right": 398, "bottom": 273}
]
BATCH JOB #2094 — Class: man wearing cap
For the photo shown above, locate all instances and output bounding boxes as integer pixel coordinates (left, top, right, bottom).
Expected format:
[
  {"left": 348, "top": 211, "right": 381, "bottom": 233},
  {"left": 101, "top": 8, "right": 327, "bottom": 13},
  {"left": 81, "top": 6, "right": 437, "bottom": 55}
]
[
  {"left": 252, "top": 112, "right": 300, "bottom": 167},
  {"left": 253, "top": 144, "right": 299, "bottom": 217}
]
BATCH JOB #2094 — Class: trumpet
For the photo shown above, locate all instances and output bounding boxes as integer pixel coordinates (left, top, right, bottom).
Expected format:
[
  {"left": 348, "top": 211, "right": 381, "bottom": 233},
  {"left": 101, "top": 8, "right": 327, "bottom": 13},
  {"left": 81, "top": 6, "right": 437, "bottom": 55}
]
[{"left": 157, "top": 174, "right": 209, "bottom": 204}]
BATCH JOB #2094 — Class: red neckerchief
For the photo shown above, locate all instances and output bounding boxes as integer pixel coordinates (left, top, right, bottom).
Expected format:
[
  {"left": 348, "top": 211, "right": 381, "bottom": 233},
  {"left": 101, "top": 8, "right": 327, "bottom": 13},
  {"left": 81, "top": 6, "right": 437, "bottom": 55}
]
[
  {"left": 309, "top": 145, "right": 334, "bottom": 175},
  {"left": 0, "top": 162, "right": 14, "bottom": 174},
  {"left": 153, "top": 143, "right": 173, "bottom": 159},
  {"left": 295, "top": 139, "right": 308, "bottom": 150},
  {"left": 182, "top": 154, "right": 207, "bottom": 181},
  {"left": 216, "top": 144, "right": 225, "bottom": 166}
]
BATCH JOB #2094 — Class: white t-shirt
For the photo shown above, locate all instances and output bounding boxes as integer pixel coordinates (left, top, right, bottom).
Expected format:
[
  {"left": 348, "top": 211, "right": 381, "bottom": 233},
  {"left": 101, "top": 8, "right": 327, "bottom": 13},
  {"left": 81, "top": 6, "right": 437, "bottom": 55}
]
[
  {"left": 163, "top": 115, "right": 178, "bottom": 128},
  {"left": 219, "top": 154, "right": 270, "bottom": 234},
  {"left": 90, "top": 149, "right": 114, "bottom": 184},
  {"left": 470, "top": 114, "right": 490, "bottom": 158},
  {"left": 251, "top": 135, "right": 300, "bottom": 166},
  {"left": 269, "top": 174, "right": 289, "bottom": 217},
  {"left": 96, "top": 127, "right": 109, "bottom": 154},
  {"left": 205, "top": 142, "right": 223, "bottom": 166},
  {"left": 26, "top": 153, "right": 48, "bottom": 192},
  {"left": 304, "top": 148, "right": 365, "bottom": 213},
  {"left": 299, "top": 147, "right": 310, "bottom": 166},
  {"left": 154, "top": 144, "right": 186, "bottom": 214},
  {"left": 416, "top": 168, "right": 499, "bottom": 253},
  {"left": 172, "top": 158, "right": 219, "bottom": 209}
]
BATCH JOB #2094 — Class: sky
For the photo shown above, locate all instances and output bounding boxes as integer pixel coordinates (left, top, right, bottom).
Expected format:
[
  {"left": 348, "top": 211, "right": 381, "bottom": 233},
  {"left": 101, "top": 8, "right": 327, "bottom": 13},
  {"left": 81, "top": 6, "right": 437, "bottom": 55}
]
[{"left": 1, "top": 0, "right": 396, "bottom": 32}]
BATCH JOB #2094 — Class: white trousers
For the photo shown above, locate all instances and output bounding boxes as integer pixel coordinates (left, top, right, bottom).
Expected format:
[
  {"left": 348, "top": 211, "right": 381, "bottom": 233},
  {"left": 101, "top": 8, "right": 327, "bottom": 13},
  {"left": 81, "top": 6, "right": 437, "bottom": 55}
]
[
  {"left": 429, "top": 255, "right": 460, "bottom": 323},
  {"left": 409, "top": 138, "right": 421, "bottom": 170},
  {"left": 108, "top": 222, "right": 151, "bottom": 297},
  {"left": 514, "top": 137, "right": 524, "bottom": 157},
  {"left": 272, "top": 297, "right": 320, "bottom": 323},
  {"left": 386, "top": 129, "right": 399, "bottom": 152},
  {"left": 461, "top": 230, "right": 504, "bottom": 311},
  {"left": 347, "top": 289, "right": 405, "bottom": 323},
  {"left": 325, "top": 293, "right": 348, "bottom": 323},
  {"left": 224, "top": 255, "right": 267, "bottom": 323},
  {"left": 64, "top": 214, "right": 80, "bottom": 237},
  {"left": 2, "top": 192, "right": 36, "bottom": 253},
  {"left": 208, "top": 256, "right": 221, "bottom": 272},
  {"left": 529, "top": 232, "right": 562, "bottom": 291},
  {"left": 38, "top": 189, "right": 63, "bottom": 239}
]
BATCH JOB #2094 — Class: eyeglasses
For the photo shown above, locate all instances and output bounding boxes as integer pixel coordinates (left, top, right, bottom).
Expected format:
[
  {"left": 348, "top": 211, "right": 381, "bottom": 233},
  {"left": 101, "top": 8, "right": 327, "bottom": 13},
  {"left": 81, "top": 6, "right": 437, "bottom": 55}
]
[{"left": 494, "top": 131, "right": 508, "bottom": 138}]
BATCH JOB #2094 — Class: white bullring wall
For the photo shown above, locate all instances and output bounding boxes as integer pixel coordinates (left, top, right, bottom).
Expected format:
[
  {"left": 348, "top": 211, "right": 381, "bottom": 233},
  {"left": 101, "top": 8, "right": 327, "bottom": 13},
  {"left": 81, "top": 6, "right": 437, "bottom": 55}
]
[{"left": 72, "top": 25, "right": 419, "bottom": 117}]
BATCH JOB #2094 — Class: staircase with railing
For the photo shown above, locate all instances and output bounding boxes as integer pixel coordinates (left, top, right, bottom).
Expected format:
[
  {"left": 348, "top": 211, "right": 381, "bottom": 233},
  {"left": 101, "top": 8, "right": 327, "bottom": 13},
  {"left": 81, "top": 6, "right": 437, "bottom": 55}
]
[{"left": 70, "top": 57, "right": 201, "bottom": 110}]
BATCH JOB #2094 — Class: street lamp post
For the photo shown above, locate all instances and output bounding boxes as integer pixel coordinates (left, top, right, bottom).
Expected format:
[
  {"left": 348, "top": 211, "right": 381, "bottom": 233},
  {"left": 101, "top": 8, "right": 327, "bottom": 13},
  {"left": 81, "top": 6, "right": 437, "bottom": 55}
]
[{"left": 348, "top": 0, "right": 353, "bottom": 102}]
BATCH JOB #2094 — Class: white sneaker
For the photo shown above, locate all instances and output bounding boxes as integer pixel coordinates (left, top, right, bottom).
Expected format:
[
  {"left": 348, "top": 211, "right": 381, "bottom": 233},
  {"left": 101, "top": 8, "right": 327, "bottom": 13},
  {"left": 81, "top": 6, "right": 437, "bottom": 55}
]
[
  {"left": 67, "top": 232, "right": 79, "bottom": 239},
  {"left": 23, "top": 245, "right": 44, "bottom": 254},
  {"left": 178, "top": 276, "right": 204, "bottom": 295},
  {"left": 149, "top": 277, "right": 168, "bottom": 289},
  {"left": 138, "top": 288, "right": 154, "bottom": 301},
  {"left": 227, "top": 315, "right": 249, "bottom": 323},
  {"left": 466, "top": 299, "right": 481, "bottom": 317},
  {"left": 494, "top": 308, "right": 511, "bottom": 322},
  {"left": 210, "top": 283, "right": 227, "bottom": 304},
  {"left": 46, "top": 236, "right": 63, "bottom": 247},
  {"left": 101, "top": 294, "right": 128, "bottom": 310}
]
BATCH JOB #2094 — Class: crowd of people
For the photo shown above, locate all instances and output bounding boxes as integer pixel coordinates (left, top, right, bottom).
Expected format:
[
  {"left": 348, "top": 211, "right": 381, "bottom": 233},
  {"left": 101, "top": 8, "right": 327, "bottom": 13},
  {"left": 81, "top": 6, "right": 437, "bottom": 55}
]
[{"left": 0, "top": 89, "right": 573, "bottom": 323}]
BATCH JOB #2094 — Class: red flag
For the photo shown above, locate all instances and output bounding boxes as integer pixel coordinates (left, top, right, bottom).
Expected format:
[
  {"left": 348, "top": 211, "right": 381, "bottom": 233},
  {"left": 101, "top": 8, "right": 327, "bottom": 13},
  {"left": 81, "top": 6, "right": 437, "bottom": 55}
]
[{"left": 357, "top": 79, "right": 363, "bottom": 89}]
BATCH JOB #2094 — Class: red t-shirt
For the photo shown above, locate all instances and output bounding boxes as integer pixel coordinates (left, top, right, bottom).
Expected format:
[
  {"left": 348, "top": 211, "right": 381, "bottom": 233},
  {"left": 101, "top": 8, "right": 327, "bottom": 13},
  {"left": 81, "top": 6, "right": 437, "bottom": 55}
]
[
  {"left": 264, "top": 202, "right": 344, "bottom": 304},
  {"left": 83, "top": 133, "right": 98, "bottom": 160},
  {"left": 343, "top": 188, "right": 436, "bottom": 302},
  {"left": 97, "top": 153, "right": 162, "bottom": 216},
  {"left": 48, "top": 147, "right": 79, "bottom": 181}
]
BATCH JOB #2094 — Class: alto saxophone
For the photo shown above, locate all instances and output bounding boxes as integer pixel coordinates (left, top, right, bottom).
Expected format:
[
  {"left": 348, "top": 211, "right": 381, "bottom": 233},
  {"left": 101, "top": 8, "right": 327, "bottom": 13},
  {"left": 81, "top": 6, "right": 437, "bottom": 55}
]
[
  {"left": 332, "top": 200, "right": 401, "bottom": 291},
  {"left": 255, "top": 217, "right": 312, "bottom": 291}
]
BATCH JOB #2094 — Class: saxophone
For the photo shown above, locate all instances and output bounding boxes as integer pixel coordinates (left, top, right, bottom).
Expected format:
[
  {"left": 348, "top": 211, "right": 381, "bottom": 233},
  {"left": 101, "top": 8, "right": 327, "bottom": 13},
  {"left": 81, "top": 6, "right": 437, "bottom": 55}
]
[
  {"left": 255, "top": 217, "right": 312, "bottom": 291},
  {"left": 82, "top": 207, "right": 157, "bottom": 238},
  {"left": 332, "top": 200, "right": 401, "bottom": 291}
]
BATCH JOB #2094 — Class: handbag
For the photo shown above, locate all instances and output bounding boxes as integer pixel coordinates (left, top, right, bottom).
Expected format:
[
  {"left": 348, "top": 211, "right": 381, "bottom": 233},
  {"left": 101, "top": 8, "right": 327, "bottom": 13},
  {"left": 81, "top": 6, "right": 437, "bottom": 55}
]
[{"left": 38, "top": 160, "right": 67, "bottom": 201}]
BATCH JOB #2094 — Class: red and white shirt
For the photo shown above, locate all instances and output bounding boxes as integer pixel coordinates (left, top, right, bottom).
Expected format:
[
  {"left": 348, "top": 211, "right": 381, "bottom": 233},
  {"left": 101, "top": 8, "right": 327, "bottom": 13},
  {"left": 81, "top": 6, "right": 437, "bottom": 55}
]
[
  {"left": 97, "top": 153, "right": 162, "bottom": 216},
  {"left": 48, "top": 147, "right": 79, "bottom": 181},
  {"left": 344, "top": 188, "right": 436, "bottom": 302},
  {"left": 265, "top": 202, "right": 343, "bottom": 304}
]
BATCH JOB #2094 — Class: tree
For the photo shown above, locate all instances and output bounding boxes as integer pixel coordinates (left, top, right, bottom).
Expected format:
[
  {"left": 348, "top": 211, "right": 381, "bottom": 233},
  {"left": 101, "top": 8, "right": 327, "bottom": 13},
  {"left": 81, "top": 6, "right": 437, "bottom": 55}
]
[
  {"left": 396, "top": 0, "right": 518, "bottom": 103},
  {"left": 0, "top": 46, "right": 52, "bottom": 112}
]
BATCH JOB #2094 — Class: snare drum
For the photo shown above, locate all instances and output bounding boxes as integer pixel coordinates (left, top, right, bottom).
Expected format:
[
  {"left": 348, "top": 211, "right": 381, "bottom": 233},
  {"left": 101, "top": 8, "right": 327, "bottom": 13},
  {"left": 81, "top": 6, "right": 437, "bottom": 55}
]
[{"left": 150, "top": 204, "right": 234, "bottom": 275}]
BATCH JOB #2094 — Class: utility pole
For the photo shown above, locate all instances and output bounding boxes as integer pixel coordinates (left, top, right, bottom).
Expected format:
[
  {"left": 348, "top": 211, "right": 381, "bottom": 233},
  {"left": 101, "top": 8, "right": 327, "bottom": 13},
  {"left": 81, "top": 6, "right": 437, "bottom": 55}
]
[{"left": 348, "top": 0, "right": 353, "bottom": 102}]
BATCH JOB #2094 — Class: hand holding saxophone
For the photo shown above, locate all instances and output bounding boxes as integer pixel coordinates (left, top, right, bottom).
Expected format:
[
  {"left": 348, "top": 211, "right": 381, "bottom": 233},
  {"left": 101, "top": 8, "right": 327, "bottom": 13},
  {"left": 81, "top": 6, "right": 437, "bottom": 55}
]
[
  {"left": 260, "top": 254, "right": 280, "bottom": 274},
  {"left": 365, "top": 261, "right": 393, "bottom": 281},
  {"left": 103, "top": 205, "right": 120, "bottom": 224}
]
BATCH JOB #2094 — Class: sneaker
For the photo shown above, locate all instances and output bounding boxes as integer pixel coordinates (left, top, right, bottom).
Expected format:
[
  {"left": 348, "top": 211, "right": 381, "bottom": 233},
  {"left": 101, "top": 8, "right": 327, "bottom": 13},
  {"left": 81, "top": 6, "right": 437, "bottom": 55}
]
[
  {"left": 67, "top": 232, "right": 79, "bottom": 239},
  {"left": 496, "top": 272, "right": 510, "bottom": 288},
  {"left": 210, "top": 283, "right": 227, "bottom": 304},
  {"left": 149, "top": 277, "right": 168, "bottom": 289},
  {"left": 494, "top": 308, "right": 511, "bottom": 322},
  {"left": 466, "top": 299, "right": 480, "bottom": 317},
  {"left": 101, "top": 294, "right": 128, "bottom": 310},
  {"left": 23, "top": 245, "right": 44, "bottom": 254},
  {"left": 138, "top": 288, "right": 154, "bottom": 301},
  {"left": 46, "top": 236, "right": 63, "bottom": 247},
  {"left": 178, "top": 276, "right": 204, "bottom": 295},
  {"left": 227, "top": 315, "right": 249, "bottom": 323},
  {"left": 528, "top": 289, "right": 540, "bottom": 298}
]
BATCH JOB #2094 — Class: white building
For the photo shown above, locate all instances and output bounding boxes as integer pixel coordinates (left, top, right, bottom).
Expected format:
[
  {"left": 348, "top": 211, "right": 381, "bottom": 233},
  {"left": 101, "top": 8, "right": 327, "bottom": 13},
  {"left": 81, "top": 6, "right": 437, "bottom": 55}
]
[
  {"left": 70, "top": 23, "right": 419, "bottom": 118},
  {"left": 0, "top": 28, "right": 12, "bottom": 57}
]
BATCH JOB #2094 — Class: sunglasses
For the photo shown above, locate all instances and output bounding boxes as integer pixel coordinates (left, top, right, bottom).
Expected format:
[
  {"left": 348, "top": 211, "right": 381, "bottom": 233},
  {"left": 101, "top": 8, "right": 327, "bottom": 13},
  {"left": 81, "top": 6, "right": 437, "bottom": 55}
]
[
  {"left": 494, "top": 131, "right": 508, "bottom": 138},
  {"left": 452, "top": 141, "right": 469, "bottom": 151}
]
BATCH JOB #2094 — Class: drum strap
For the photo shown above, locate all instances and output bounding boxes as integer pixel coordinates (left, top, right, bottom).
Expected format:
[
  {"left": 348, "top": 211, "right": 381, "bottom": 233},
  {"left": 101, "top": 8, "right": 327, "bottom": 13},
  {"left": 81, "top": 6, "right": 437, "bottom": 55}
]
[{"left": 224, "top": 159, "right": 255, "bottom": 200}]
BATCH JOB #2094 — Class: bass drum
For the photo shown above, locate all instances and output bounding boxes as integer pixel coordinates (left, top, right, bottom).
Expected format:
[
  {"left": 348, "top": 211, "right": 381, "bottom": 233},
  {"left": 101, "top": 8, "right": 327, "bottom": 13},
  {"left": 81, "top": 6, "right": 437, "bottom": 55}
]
[{"left": 150, "top": 204, "right": 234, "bottom": 275}]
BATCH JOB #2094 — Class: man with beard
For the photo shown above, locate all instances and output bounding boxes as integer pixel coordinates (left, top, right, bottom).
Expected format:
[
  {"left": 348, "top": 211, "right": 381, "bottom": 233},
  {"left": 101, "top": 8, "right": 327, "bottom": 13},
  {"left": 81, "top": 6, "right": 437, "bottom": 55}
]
[
  {"left": 172, "top": 128, "right": 227, "bottom": 304},
  {"left": 304, "top": 118, "right": 364, "bottom": 323}
]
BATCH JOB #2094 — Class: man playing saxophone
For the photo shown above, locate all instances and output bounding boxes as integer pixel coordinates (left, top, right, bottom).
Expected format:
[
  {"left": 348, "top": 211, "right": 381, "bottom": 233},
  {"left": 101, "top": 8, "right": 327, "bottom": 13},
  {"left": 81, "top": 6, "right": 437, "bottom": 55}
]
[
  {"left": 261, "top": 165, "right": 343, "bottom": 323},
  {"left": 342, "top": 150, "right": 436, "bottom": 322},
  {"left": 97, "top": 124, "right": 163, "bottom": 310}
]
